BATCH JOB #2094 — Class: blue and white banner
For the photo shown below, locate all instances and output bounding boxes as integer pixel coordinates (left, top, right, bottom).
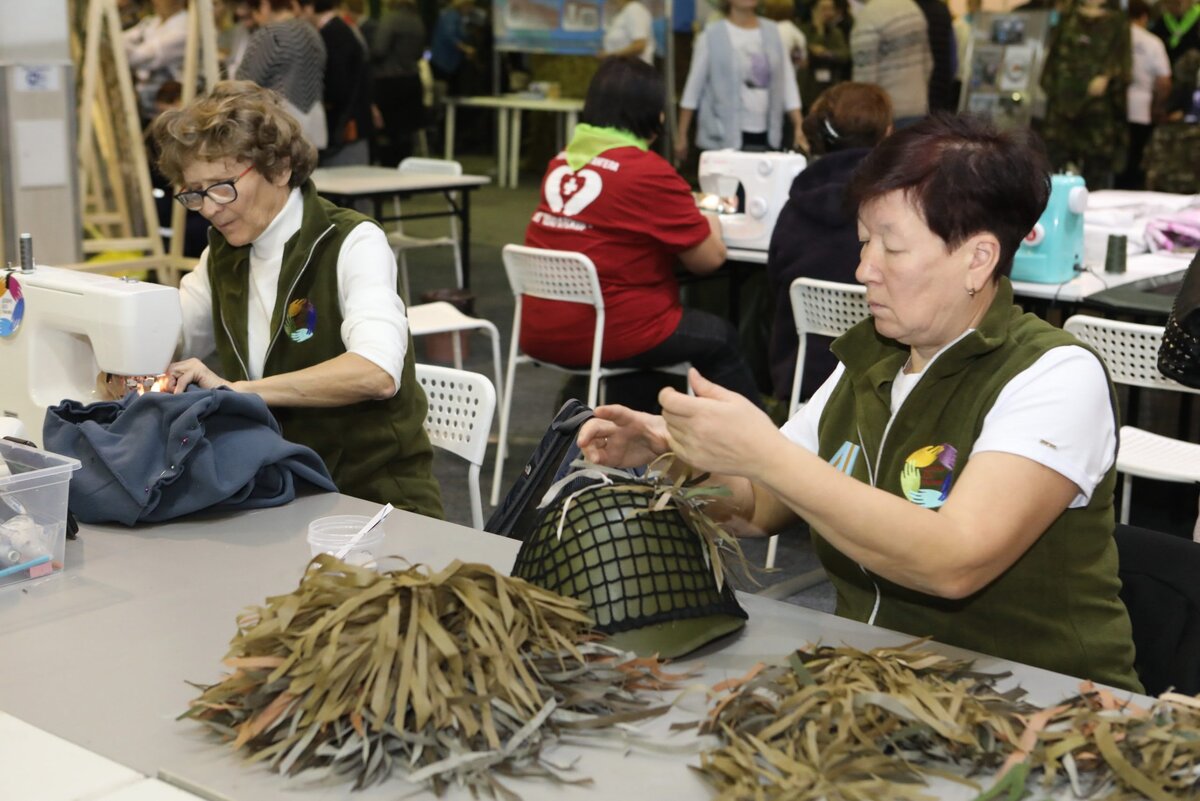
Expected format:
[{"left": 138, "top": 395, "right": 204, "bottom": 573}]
[{"left": 493, "top": 0, "right": 697, "bottom": 56}]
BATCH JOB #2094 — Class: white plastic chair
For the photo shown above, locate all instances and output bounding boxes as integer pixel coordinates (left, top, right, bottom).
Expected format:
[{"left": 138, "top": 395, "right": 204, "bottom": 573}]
[
  {"left": 788, "top": 277, "right": 871, "bottom": 417},
  {"left": 491, "top": 244, "right": 690, "bottom": 506},
  {"left": 1063, "top": 315, "right": 1200, "bottom": 526},
  {"left": 407, "top": 301, "right": 504, "bottom": 414},
  {"left": 387, "top": 157, "right": 463, "bottom": 301},
  {"left": 767, "top": 278, "right": 871, "bottom": 571},
  {"left": 416, "top": 364, "right": 496, "bottom": 529}
]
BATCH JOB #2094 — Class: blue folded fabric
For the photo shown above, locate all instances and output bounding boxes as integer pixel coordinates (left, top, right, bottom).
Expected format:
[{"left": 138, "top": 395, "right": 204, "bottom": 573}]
[{"left": 43, "top": 388, "right": 337, "bottom": 525}]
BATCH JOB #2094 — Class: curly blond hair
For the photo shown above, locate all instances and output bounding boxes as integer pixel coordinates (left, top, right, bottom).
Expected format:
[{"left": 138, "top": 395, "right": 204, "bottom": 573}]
[{"left": 149, "top": 80, "right": 317, "bottom": 189}]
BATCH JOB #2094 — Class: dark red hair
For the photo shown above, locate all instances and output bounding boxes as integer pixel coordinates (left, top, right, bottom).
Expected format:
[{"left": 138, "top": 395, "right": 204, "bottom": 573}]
[{"left": 848, "top": 113, "right": 1051, "bottom": 279}]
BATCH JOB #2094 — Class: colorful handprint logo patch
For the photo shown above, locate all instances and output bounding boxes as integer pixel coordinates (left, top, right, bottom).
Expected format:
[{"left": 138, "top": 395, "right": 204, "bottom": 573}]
[
  {"left": 899, "top": 444, "right": 957, "bottom": 509},
  {"left": 284, "top": 298, "right": 316, "bottom": 343},
  {"left": 0, "top": 274, "right": 25, "bottom": 338}
]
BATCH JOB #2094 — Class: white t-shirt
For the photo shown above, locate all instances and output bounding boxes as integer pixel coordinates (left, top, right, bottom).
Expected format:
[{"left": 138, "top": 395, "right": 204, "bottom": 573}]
[
  {"left": 179, "top": 187, "right": 409, "bottom": 391},
  {"left": 1128, "top": 24, "right": 1171, "bottom": 125},
  {"left": 780, "top": 344, "right": 1117, "bottom": 508},
  {"left": 728, "top": 23, "right": 773, "bottom": 133},
  {"left": 604, "top": 1, "right": 655, "bottom": 64}
]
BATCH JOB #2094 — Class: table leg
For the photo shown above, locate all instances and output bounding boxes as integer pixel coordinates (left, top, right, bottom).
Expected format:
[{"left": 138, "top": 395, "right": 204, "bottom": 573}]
[
  {"left": 566, "top": 109, "right": 578, "bottom": 142},
  {"left": 444, "top": 103, "right": 456, "bottom": 161},
  {"left": 497, "top": 108, "right": 509, "bottom": 189},
  {"left": 510, "top": 109, "right": 522, "bottom": 189},
  {"left": 460, "top": 188, "right": 472, "bottom": 290}
]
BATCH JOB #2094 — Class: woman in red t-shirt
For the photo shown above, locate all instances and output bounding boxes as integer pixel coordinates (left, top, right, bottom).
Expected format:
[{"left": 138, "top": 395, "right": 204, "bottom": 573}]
[{"left": 522, "top": 56, "right": 762, "bottom": 407}]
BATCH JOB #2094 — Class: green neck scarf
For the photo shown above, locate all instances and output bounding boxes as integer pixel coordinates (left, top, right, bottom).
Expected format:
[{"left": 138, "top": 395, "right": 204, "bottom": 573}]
[
  {"left": 564, "top": 123, "right": 648, "bottom": 171},
  {"left": 1164, "top": 5, "right": 1200, "bottom": 49}
]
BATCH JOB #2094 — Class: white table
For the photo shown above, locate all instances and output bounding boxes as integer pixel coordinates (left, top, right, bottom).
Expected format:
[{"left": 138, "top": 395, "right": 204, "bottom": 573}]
[
  {"left": 311, "top": 166, "right": 490, "bottom": 288},
  {"left": 1009, "top": 251, "right": 1192, "bottom": 303},
  {"left": 444, "top": 95, "right": 584, "bottom": 189},
  {"left": 725, "top": 247, "right": 1191, "bottom": 306},
  {"left": 0, "top": 493, "right": 1144, "bottom": 800}
]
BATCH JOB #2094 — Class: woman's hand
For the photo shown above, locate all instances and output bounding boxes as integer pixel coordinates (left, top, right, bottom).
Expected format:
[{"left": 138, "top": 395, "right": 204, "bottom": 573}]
[
  {"left": 673, "top": 136, "right": 689, "bottom": 166},
  {"left": 792, "top": 126, "right": 810, "bottom": 154},
  {"left": 164, "top": 358, "right": 233, "bottom": 394},
  {"left": 577, "top": 405, "right": 670, "bottom": 467},
  {"left": 659, "top": 369, "right": 778, "bottom": 477},
  {"left": 1086, "top": 74, "right": 1110, "bottom": 97}
]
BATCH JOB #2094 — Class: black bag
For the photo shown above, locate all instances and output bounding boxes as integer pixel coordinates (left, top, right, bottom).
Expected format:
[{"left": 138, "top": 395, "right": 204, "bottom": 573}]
[
  {"left": 1159, "top": 252, "right": 1200, "bottom": 389},
  {"left": 484, "top": 399, "right": 594, "bottom": 539}
]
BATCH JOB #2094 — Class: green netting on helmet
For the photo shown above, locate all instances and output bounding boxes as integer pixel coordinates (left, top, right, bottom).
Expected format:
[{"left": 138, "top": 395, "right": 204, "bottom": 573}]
[{"left": 511, "top": 483, "right": 747, "bottom": 658}]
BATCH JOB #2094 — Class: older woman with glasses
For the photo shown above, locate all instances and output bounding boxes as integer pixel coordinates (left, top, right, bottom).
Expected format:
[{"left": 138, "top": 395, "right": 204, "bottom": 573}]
[{"left": 148, "top": 80, "right": 443, "bottom": 519}]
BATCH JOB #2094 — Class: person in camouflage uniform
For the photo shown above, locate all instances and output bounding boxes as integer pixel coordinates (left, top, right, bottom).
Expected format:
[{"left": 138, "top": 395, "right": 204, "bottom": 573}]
[
  {"left": 1040, "top": 0, "right": 1132, "bottom": 188},
  {"left": 1143, "top": 48, "right": 1200, "bottom": 192},
  {"left": 800, "top": 0, "right": 853, "bottom": 104}
]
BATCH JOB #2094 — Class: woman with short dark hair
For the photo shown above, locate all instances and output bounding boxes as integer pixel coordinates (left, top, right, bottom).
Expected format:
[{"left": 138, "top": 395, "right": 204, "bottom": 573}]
[
  {"left": 151, "top": 81, "right": 443, "bottom": 518},
  {"left": 522, "top": 57, "right": 762, "bottom": 408},
  {"left": 579, "top": 114, "right": 1142, "bottom": 692}
]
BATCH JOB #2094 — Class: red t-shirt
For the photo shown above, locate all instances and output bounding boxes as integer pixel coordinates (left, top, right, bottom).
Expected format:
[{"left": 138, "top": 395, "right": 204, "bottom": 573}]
[{"left": 521, "top": 146, "right": 713, "bottom": 366}]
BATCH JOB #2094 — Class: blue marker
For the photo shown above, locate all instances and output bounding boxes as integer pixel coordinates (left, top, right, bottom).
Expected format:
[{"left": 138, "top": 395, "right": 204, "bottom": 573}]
[{"left": 0, "top": 554, "right": 50, "bottom": 579}]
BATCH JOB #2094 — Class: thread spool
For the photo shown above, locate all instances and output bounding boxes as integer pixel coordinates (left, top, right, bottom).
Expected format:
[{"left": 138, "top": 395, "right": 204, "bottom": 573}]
[
  {"left": 19, "top": 233, "right": 34, "bottom": 273},
  {"left": 1104, "top": 234, "right": 1127, "bottom": 274}
]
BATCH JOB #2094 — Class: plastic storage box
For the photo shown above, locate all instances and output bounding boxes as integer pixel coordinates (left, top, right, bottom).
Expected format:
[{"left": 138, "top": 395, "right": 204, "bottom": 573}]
[{"left": 0, "top": 439, "right": 81, "bottom": 589}]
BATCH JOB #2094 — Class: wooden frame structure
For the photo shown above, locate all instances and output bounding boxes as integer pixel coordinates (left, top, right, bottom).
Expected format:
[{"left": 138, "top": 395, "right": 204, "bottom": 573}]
[{"left": 72, "top": 0, "right": 218, "bottom": 280}]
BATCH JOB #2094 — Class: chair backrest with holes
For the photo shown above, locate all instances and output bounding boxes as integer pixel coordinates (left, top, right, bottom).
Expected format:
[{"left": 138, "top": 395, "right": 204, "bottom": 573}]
[
  {"left": 415, "top": 364, "right": 496, "bottom": 468},
  {"left": 1063, "top": 315, "right": 1200, "bottom": 396},
  {"left": 417, "top": 364, "right": 496, "bottom": 529},
  {"left": 792, "top": 277, "right": 870, "bottom": 340},
  {"left": 789, "top": 278, "right": 870, "bottom": 413},
  {"left": 502, "top": 244, "right": 604, "bottom": 310}
]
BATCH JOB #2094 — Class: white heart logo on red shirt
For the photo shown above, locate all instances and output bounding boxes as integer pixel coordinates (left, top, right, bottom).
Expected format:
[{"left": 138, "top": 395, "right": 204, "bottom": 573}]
[{"left": 545, "top": 166, "right": 603, "bottom": 217}]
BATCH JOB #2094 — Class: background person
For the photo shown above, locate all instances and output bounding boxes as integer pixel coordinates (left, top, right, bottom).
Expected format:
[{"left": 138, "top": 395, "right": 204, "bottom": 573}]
[
  {"left": 766, "top": 82, "right": 892, "bottom": 405},
  {"left": 1150, "top": 0, "right": 1200, "bottom": 67},
  {"left": 601, "top": 0, "right": 655, "bottom": 64},
  {"left": 799, "top": 0, "right": 852, "bottom": 105},
  {"left": 236, "top": 0, "right": 329, "bottom": 150},
  {"left": 523, "top": 57, "right": 762, "bottom": 410},
  {"left": 123, "top": 0, "right": 188, "bottom": 124},
  {"left": 1116, "top": 0, "right": 1172, "bottom": 189},
  {"left": 299, "top": 0, "right": 374, "bottom": 166},
  {"left": 370, "top": 0, "right": 427, "bottom": 166},
  {"left": 850, "top": 0, "right": 933, "bottom": 127},
  {"left": 577, "top": 115, "right": 1141, "bottom": 693},
  {"left": 150, "top": 81, "right": 443, "bottom": 519},
  {"left": 676, "top": 0, "right": 805, "bottom": 163},
  {"left": 430, "top": 0, "right": 477, "bottom": 96},
  {"left": 1041, "top": 0, "right": 1131, "bottom": 189}
]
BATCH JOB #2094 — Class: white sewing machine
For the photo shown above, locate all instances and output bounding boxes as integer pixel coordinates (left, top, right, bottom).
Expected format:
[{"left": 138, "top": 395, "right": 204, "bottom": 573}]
[
  {"left": 697, "top": 149, "right": 807, "bottom": 252},
  {"left": 0, "top": 256, "right": 182, "bottom": 446}
]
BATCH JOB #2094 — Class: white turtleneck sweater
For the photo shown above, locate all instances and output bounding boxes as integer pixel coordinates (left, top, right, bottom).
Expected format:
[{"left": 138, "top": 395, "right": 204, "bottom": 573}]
[{"left": 179, "top": 188, "right": 408, "bottom": 392}]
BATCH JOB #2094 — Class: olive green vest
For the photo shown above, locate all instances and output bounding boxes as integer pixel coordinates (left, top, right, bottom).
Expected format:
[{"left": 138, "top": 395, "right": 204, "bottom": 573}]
[
  {"left": 816, "top": 279, "right": 1140, "bottom": 692},
  {"left": 206, "top": 181, "right": 443, "bottom": 519}
]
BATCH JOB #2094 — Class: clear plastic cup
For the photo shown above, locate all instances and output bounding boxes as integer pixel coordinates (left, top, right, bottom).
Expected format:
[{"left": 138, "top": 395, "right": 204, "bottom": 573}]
[{"left": 307, "top": 515, "right": 385, "bottom": 568}]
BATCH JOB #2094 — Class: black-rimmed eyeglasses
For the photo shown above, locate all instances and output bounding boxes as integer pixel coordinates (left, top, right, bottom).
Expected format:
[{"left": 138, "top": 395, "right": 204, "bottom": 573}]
[{"left": 173, "top": 164, "right": 254, "bottom": 211}]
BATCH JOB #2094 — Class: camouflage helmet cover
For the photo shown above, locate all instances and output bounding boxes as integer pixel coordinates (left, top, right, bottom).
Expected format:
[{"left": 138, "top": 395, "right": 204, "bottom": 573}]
[{"left": 511, "top": 481, "right": 748, "bottom": 659}]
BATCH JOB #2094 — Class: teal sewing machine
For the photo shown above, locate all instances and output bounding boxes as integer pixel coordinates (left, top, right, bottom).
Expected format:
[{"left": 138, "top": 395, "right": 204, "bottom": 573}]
[{"left": 1011, "top": 174, "right": 1088, "bottom": 284}]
